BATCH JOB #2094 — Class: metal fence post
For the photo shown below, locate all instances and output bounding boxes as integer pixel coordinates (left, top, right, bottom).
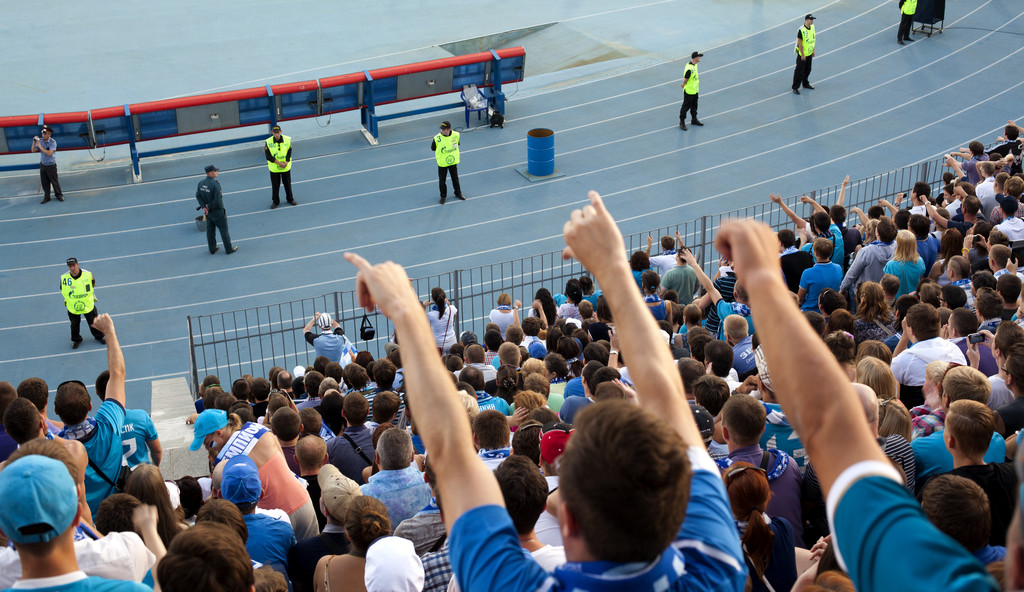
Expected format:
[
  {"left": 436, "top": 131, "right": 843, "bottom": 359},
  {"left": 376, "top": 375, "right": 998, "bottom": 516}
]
[
  {"left": 186, "top": 315, "right": 198, "bottom": 399},
  {"left": 451, "top": 268, "right": 462, "bottom": 336}
]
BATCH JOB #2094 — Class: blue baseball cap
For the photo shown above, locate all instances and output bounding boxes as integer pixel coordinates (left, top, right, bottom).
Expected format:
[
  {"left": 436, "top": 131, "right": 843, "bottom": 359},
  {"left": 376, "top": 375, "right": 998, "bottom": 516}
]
[
  {"left": 190, "top": 409, "right": 229, "bottom": 451},
  {"left": 528, "top": 341, "right": 546, "bottom": 360},
  {"left": 220, "top": 455, "right": 262, "bottom": 505},
  {"left": 0, "top": 455, "right": 79, "bottom": 544}
]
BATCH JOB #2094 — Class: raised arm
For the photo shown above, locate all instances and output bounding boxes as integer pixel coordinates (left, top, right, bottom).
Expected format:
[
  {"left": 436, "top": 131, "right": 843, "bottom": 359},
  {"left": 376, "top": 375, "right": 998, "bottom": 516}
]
[
  {"left": 800, "top": 195, "right": 828, "bottom": 216},
  {"left": 344, "top": 253, "right": 502, "bottom": 529},
  {"left": 680, "top": 248, "right": 722, "bottom": 303},
  {"left": 714, "top": 220, "right": 887, "bottom": 495},
  {"left": 943, "top": 155, "right": 965, "bottom": 180},
  {"left": 91, "top": 314, "right": 125, "bottom": 407},
  {"left": 849, "top": 206, "right": 869, "bottom": 230},
  {"left": 925, "top": 202, "right": 949, "bottom": 230},
  {"left": 878, "top": 193, "right": 903, "bottom": 217},
  {"left": 645, "top": 234, "right": 654, "bottom": 257},
  {"left": 836, "top": 175, "right": 850, "bottom": 207},
  {"left": 562, "top": 192, "right": 702, "bottom": 447},
  {"left": 771, "top": 193, "right": 807, "bottom": 229}
]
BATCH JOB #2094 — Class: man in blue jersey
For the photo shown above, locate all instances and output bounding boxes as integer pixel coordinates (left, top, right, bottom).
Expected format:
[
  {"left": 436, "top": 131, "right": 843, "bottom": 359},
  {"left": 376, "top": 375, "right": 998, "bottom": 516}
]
[
  {"left": 94, "top": 370, "right": 161, "bottom": 468},
  {"left": 343, "top": 190, "right": 747, "bottom": 592}
]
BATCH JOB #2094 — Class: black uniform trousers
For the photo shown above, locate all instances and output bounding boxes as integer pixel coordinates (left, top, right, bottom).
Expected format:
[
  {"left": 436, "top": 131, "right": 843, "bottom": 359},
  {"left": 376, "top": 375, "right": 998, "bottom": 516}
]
[
  {"left": 898, "top": 12, "right": 914, "bottom": 40},
  {"left": 679, "top": 93, "right": 699, "bottom": 124},
  {"left": 270, "top": 170, "right": 293, "bottom": 204},
  {"left": 69, "top": 308, "right": 104, "bottom": 343},
  {"left": 438, "top": 165, "right": 462, "bottom": 198},
  {"left": 205, "top": 209, "right": 233, "bottom": 253},
  {"left": 40, "top": 164, "right": 63, "bottom": 199},
  {"left": 793, "top": 56, "right": 813, "bottom": 89}
]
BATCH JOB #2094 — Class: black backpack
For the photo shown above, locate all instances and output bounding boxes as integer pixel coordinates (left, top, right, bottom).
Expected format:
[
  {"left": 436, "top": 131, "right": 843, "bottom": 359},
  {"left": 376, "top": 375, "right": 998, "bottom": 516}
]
[{"left": 489, "top": 111, "right": 504, "bottom": 129}]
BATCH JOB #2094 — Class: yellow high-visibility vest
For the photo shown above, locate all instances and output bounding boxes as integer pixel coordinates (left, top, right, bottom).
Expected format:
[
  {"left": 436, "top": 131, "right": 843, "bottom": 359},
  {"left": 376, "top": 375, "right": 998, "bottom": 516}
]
[
  {"left": 902, "top": 0, "right": 917, "bottom": 16},
  {"left": 683, "top": 63, "right": 699, "bottom": 95},
  {"left": 61, "top": 269, "right": 96, "bottom": 314},
  {"left": 796, "top": 25, "right": 815, "bottom": 56},
  {"left": 266, "top": 135, "right": 292, "bottom": 173},
  {"left": 434, "top": 131, "right": 460, "bottom": 167}
]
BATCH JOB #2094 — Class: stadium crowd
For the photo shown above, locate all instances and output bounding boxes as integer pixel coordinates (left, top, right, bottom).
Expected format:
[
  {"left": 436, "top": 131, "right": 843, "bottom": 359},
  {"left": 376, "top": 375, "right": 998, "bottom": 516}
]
[{"left": 0, "top": 123, "right": 1023, "bottom": 591}]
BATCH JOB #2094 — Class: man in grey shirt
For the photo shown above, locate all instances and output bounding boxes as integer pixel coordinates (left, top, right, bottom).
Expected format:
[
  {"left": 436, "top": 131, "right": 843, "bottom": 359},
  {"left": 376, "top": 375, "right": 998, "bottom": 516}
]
[{"left": 31, "top": 125, "right": 63, "bottom": 204}]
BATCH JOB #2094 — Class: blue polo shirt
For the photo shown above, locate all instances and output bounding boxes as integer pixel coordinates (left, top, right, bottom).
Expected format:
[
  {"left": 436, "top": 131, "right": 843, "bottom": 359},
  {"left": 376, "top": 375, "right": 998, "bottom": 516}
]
[{"left": 799, "top": 262, "right": 843, "bottom": 311}]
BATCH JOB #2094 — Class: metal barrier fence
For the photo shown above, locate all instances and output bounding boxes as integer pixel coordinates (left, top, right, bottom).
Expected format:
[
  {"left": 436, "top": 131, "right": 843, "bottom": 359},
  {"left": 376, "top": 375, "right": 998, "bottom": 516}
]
[{"left": 186, "top": 154, "right": 946, "bottom": 395}]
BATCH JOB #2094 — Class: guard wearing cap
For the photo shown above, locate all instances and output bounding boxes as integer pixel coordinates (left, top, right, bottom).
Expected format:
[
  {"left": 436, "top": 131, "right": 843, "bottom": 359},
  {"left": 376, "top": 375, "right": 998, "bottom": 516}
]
[
  {"left": 679, "top": 52, "right": 704, "bottom": 130},
  {"left": 265, "top": 125, "right": 297, "bottom": 209},
  {"left": 32, "top": 125, "right": 64, "bottom": 203},
  {"left": 61, "top": 257, "right": 105, "bottom": 349},
  {"left": 792, "top": 15, "right": 816, "bottom": 94},
  {"left": 431, "top": 121, "right": 465, "bottom": 204},
  {"left": 196, "top": 165, "right": 237, "bottom": 255}
]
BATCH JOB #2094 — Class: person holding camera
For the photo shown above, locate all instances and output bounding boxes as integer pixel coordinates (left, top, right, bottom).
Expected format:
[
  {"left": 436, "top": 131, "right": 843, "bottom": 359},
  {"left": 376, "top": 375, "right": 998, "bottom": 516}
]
[
  {"left": 431, "top": 121, "right": 465, "bottom": 204},
  {"left": 303, "top": 312, "right": 346, "bottom": 363},
  {"left": 196, "top": 164, "right": 237, "bottom": 255},
  {"left": 32, "top": 125, "right": 64, "bottom": 204}
]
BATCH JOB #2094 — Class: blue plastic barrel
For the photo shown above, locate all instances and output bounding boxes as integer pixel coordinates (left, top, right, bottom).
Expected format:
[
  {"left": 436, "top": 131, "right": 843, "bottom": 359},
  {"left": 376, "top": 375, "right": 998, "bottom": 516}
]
[{"left": 527, "top": 128, "right": 555, "bottom": 176}]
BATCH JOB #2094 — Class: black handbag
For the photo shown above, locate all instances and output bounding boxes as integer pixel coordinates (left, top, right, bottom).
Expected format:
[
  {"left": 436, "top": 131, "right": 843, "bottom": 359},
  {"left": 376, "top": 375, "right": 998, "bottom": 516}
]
[{"left": 359, "top": 314, "right": 375, "bottom": 341}]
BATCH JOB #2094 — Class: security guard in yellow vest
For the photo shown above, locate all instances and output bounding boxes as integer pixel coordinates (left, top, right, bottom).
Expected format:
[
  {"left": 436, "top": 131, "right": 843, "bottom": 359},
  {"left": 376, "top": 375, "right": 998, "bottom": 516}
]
[
  {"left": 678, "top": 51, "right": 703, "bottom": 130},
  {"left": 431, "top": 121, "right": 465, "bottom": 204},
  {"left": 792, "top": 14, "right": 816, "bottom": 94},
  {"left": 897, "top": 0, "right": 917, "bottom": 44},
  {"left": 265, "top": 125, "right": 296, "bottom": 209},
  {"left": 61, "top": 257, "right": 105, "bottom": 349}
]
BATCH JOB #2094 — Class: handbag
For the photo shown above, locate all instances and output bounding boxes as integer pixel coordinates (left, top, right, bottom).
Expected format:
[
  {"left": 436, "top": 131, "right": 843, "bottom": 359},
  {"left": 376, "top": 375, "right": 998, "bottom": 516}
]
[{"left": 360, "top": 314, "right": 375, "bottom": 341}]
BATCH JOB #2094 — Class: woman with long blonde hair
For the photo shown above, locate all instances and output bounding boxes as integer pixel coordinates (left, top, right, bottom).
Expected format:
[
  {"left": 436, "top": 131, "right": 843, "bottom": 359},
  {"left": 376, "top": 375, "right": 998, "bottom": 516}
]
[{"left": 883, "top": 230, "right": 926, "bottom": 299}]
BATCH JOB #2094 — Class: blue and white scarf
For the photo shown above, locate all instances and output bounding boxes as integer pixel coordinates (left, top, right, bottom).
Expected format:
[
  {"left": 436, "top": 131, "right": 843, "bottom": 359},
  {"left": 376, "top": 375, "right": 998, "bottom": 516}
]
[
  {"left": 731, "top": 302, "right": 752, "bottom": 317},
  {"left": 319, "top": 420, "right": 336, "bottom": 442},
  {"left": 60, "top": 418, "right": 97, "bottom": 441},
  {"left": 216, "top": 422, "right": 269, "bottom": 463},
  {"left": 478, "top": 447, "right": 511, "bottom": 460},
  {"left": 779, "top": 247, "right": 799, "bottom": 257},
  {"left": 716, "top": 449, "right": 791, "bottom": 482}
]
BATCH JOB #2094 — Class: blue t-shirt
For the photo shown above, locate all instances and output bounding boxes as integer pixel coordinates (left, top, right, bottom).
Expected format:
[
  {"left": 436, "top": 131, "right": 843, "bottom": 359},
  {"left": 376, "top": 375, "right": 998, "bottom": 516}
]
[
  {"left": 798, "top": 263, "right": 843, "bottom": 312},
  {"left": 732, "top": 336, "right": 756, "bottom": 374},
  {"left": 830, "top": 464, "right": 997, "bottom": 591},
  {"left": 917, "top": 236, "right": 940, "bottom": 272},
  {"left": 2, "top": 574, "right": 150, "bottom": 591},
  {"left": 912, "top": 430, "right": 1006, "bottom": 482},
  {"left": 449, "top": 450, "right": 746, "bottom": 591},
  {"left": 244, "top": 513, "right": 296, "bottom": 575},
  {"left": 799, "top": 225, "right": 845, "bottom": 267},
  {"left": 882, "top": 258, "right": 927, "bottom": 299},
  {"left": 0, "top": 426, "right": 17, "bottom": 463},
  {"left": 83, "top": 400, "right": 127, "bottom": 516},
  {"left": 476, "top": 392, "right": 510, "bottom": 415},
  {"left": 558, "top": 396, "right": 592, "bottom": 424},
  {"left": 121, "top": 409, "right": 158, "bottom": 467},
  {"left": 1, "top": 573, "right": 148, "bottom": 585}
]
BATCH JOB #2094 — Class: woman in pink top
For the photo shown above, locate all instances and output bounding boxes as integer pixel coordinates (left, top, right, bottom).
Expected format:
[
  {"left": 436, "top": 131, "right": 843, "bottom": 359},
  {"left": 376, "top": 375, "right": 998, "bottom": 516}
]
[{"left": 191, "top": 409, "right": 318, "bottom": 539}]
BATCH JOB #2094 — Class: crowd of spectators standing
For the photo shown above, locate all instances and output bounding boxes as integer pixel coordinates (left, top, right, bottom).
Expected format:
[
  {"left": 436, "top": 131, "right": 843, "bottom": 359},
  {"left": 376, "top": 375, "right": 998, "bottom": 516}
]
[{"left": 0, "top": 123, "right": 1022, "bottom": 591}]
